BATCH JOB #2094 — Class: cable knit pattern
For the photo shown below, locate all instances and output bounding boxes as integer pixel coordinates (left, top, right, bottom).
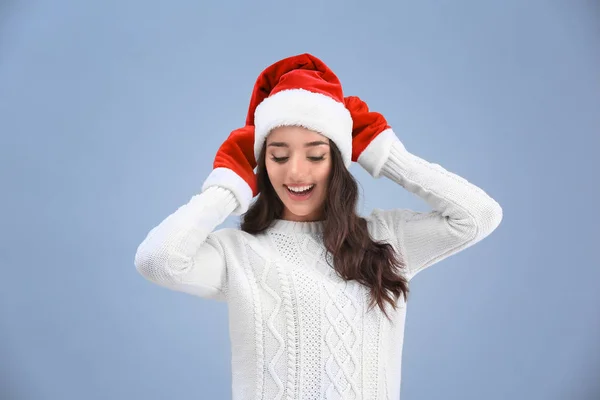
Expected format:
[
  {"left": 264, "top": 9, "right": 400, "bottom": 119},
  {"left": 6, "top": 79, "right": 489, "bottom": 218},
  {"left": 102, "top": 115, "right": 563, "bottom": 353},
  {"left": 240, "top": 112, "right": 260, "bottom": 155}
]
[
  {"left": 134, "top": 132, "right": 502, "bottom": 399},
  {"left": 261, "top": 259, "right": 285, "bottom": 399},
  {"left": 244, "top": 246, "right": 265, "bottom": 400},
  {"left": 276, "top": 259, "right": 298, "bottom": 400}
]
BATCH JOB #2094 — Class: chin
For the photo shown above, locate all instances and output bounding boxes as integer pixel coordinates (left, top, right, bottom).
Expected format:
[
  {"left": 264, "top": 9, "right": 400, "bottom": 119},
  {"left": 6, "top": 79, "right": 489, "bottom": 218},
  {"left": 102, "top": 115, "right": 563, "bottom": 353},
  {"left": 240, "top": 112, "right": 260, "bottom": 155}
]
[
  {"left": 275, "top": 187, "right": 326, "bottom": 221},
  {"left": 288, "top": 207, "right": 315, "bottom": 217},
  {"left": 281, "top": 202, "right": 324, "bottom": 221}
]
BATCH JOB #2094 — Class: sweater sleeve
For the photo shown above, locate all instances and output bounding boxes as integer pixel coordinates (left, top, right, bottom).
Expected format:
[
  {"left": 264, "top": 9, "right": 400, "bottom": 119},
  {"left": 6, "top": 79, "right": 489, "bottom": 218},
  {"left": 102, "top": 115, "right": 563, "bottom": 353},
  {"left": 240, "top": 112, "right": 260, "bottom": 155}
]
[
  {"left": 134, "top": 186, "right": 238, "bottom": 301},
  {"left": 361, "top": 129, "right": 503, "bottom": 281}
]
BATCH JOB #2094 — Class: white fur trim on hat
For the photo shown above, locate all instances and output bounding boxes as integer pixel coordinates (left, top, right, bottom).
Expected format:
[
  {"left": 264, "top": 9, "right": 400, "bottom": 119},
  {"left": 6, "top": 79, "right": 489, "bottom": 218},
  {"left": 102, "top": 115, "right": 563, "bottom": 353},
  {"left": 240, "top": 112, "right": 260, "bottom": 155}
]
[{"left": 253, "top": 89, "right": 353, "bottom": 168}]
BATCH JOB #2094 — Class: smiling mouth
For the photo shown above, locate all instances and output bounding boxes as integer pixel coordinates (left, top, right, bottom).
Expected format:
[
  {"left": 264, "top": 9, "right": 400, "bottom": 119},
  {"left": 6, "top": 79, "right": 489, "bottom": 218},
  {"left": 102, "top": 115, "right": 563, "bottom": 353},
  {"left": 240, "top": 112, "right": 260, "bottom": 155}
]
[{"left": 285, "top": 184, "right": 315, "bottom": 195}]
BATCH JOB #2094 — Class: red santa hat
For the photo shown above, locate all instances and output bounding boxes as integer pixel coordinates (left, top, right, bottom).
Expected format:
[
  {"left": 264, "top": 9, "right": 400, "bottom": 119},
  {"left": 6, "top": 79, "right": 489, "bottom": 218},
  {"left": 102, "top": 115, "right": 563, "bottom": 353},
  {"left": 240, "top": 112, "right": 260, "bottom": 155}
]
[{"left": 245, "top": 53, "right": 353, "bottom": 168}]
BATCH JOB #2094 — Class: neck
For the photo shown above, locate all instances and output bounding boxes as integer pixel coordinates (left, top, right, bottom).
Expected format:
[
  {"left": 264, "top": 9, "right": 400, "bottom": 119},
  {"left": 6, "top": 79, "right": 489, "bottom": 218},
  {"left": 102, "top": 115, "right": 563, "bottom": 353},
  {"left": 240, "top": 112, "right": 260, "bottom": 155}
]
[
  {"left": 281, "top": 206, "right": 325, "bottom": 222},
  {"left": 269, "top": 218, "right": 324, "bottom": 234}
]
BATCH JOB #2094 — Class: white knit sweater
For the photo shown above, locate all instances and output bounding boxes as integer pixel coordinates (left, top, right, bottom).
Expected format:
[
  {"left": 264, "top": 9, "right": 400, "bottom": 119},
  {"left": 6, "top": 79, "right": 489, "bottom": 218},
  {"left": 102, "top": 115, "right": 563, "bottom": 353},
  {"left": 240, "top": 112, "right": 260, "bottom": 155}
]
[{"left": 134, "top": 131, "right": 503, "bottom": 400}]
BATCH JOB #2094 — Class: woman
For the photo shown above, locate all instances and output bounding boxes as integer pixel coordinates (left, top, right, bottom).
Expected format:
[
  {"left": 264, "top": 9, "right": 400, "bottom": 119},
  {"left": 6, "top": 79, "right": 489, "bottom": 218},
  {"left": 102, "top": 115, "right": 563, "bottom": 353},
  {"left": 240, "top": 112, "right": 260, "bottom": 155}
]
[{"left": 135, "top": 53, "right": 503, "bottom": 400}]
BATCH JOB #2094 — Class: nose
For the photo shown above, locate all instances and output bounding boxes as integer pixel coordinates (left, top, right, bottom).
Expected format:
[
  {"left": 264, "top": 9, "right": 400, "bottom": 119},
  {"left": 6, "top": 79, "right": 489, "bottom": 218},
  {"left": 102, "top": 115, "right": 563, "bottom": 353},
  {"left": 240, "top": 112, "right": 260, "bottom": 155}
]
[{"left": 287, "top": 154, "right": 309, "bottom": 181}]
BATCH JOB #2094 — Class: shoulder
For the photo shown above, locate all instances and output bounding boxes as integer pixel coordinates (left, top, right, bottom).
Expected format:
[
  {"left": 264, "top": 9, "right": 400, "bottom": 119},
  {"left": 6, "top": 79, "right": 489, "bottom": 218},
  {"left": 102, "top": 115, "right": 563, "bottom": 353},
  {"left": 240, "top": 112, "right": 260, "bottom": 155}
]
[
  {"left": 208, "top": 227, "right": 256, "bottom": 244},
  {"left": 207, "top": 227, "right": 267, "bottom": 256},
  {"left": 366, "top": 207, "right": 411, "bottom": 229},
  {"left": 208, "top": 227, "right": 278, "bottom": 272},
  {"left": 364, "top": 207, "right": 425, "bottom": 241},
  {"left": 367, "top": 207, "right": 435, "bottom": 226}
]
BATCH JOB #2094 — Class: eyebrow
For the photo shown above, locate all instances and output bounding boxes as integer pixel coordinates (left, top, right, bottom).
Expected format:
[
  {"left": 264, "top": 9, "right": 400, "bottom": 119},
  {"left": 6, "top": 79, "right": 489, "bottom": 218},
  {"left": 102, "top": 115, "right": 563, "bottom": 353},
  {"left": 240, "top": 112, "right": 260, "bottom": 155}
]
[{"left": 267, "top": 141, "right": 330, "bottom": 148}]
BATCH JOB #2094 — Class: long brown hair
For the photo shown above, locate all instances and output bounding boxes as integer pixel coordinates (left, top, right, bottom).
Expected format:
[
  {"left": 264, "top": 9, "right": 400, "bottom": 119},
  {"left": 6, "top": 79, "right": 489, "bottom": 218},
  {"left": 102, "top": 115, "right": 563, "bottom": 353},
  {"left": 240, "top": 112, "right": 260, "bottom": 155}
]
[{"left": 240, "top": 139, "right": 410, "bottom": 319}]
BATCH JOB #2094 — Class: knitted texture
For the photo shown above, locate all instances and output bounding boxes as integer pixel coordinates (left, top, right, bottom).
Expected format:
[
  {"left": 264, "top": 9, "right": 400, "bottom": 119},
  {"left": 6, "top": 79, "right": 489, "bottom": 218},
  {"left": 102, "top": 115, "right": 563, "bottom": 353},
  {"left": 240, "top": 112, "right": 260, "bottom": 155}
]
[{"left": 135, "top": 134, "right": 503, "bottom": 400}]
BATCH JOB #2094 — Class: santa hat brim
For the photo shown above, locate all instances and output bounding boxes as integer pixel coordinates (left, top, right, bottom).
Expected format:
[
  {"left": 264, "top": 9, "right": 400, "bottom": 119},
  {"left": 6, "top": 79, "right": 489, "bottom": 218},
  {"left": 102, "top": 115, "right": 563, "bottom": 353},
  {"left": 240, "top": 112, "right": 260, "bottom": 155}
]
[{"left": 254, "top": 88, "right": 353, "bottom": 167}]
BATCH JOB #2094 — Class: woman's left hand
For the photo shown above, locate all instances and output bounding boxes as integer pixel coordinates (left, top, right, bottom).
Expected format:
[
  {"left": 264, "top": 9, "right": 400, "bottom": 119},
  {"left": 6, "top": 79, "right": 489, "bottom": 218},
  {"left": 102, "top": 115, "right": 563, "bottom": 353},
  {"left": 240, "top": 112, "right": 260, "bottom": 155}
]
[
  {"left": 345, "top": 96, "right": 392, "bottom": 162},
  {"left": 345, "top": 95, "right": 401, "bottom": 177}
]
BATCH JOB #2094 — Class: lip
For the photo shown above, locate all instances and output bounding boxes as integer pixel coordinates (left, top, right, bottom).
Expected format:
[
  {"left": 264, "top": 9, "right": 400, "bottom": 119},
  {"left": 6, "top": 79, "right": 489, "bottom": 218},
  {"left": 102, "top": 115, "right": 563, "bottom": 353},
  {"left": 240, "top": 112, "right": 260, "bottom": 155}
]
[{"left": 285, "top": 184, "right": 315, "bottom": 201}]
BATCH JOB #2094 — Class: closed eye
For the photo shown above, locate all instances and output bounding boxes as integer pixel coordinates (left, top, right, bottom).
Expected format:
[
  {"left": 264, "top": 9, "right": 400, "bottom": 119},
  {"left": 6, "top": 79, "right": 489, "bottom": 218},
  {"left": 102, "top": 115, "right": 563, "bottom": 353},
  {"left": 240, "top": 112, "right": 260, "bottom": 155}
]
[{"left": 271, "top": 156, "right": 326, "bottom": 163}]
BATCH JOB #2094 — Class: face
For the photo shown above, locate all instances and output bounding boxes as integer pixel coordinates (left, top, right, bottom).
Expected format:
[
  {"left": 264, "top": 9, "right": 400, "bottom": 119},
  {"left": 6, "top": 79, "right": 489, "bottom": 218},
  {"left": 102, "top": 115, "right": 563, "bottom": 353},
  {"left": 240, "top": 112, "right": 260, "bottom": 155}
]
[{"left": 265, "top": 126, "right": 332, "bottom": 222}]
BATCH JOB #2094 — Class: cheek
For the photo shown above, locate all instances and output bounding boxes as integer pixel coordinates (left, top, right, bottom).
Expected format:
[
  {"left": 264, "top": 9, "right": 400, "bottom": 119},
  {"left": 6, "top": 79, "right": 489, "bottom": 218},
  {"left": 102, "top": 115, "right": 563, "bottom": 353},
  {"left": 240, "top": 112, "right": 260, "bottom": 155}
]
[
  {"left": 316, "top": 162, "right": 332, "bottom": 185},
  {"left": 266, "top": 162, "right": 283, "bottom": 187}
]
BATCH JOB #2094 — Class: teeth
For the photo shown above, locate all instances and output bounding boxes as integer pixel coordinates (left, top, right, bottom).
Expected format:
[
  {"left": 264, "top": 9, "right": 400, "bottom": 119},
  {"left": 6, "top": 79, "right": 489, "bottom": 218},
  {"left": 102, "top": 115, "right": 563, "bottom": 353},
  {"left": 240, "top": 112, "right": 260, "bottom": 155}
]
[{"left": 287, "top": 185, "right": 314, "bottom": 193}]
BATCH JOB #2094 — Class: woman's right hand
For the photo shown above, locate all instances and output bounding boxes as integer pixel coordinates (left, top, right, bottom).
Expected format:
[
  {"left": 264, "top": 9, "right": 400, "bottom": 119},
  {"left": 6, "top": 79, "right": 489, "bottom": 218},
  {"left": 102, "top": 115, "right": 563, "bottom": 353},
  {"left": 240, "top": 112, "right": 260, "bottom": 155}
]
[{"left": 201, "top": 125, "right": 258, "bottom": 215}]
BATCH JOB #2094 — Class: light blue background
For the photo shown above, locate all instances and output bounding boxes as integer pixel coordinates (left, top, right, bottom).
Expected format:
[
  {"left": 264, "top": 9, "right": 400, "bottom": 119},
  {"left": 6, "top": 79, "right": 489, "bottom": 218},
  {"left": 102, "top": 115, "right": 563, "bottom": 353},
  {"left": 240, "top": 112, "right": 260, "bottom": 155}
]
[{"left": 1, "top": 1, "right": 599, "bottom": 399}]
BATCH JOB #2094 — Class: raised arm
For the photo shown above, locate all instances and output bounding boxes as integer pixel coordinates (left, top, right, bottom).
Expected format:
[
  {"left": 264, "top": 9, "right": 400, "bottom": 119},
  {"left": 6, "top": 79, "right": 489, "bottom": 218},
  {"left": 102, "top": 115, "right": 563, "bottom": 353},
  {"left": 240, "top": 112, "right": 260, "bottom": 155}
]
[
  {"left": 346, "top": 96, "right": 503, "bottom": 280},
  {"left": 135, "top": 187, "right": 237, "bottom": 300},
  {"left": 134, "top": 126, "right": 259, "bottom": 300},
  {"left": 365, "top": 129, "right": 502, "bottom": 280}
]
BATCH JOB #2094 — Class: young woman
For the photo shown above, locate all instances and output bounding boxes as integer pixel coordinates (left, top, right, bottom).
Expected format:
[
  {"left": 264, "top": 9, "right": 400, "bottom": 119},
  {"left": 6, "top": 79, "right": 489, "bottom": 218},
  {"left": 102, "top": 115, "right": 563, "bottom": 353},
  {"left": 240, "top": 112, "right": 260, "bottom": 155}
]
[{"left": 135, "top": 53, "right": 503, "bottom": 400}]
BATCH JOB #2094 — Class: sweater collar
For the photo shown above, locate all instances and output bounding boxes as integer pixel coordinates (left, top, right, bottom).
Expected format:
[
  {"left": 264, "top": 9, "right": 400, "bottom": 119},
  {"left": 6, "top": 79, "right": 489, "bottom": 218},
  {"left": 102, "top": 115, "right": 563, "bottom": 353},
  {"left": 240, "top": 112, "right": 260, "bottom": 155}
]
[{"left": 269, "top": 218, "right": 324, "bottom": 234}]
